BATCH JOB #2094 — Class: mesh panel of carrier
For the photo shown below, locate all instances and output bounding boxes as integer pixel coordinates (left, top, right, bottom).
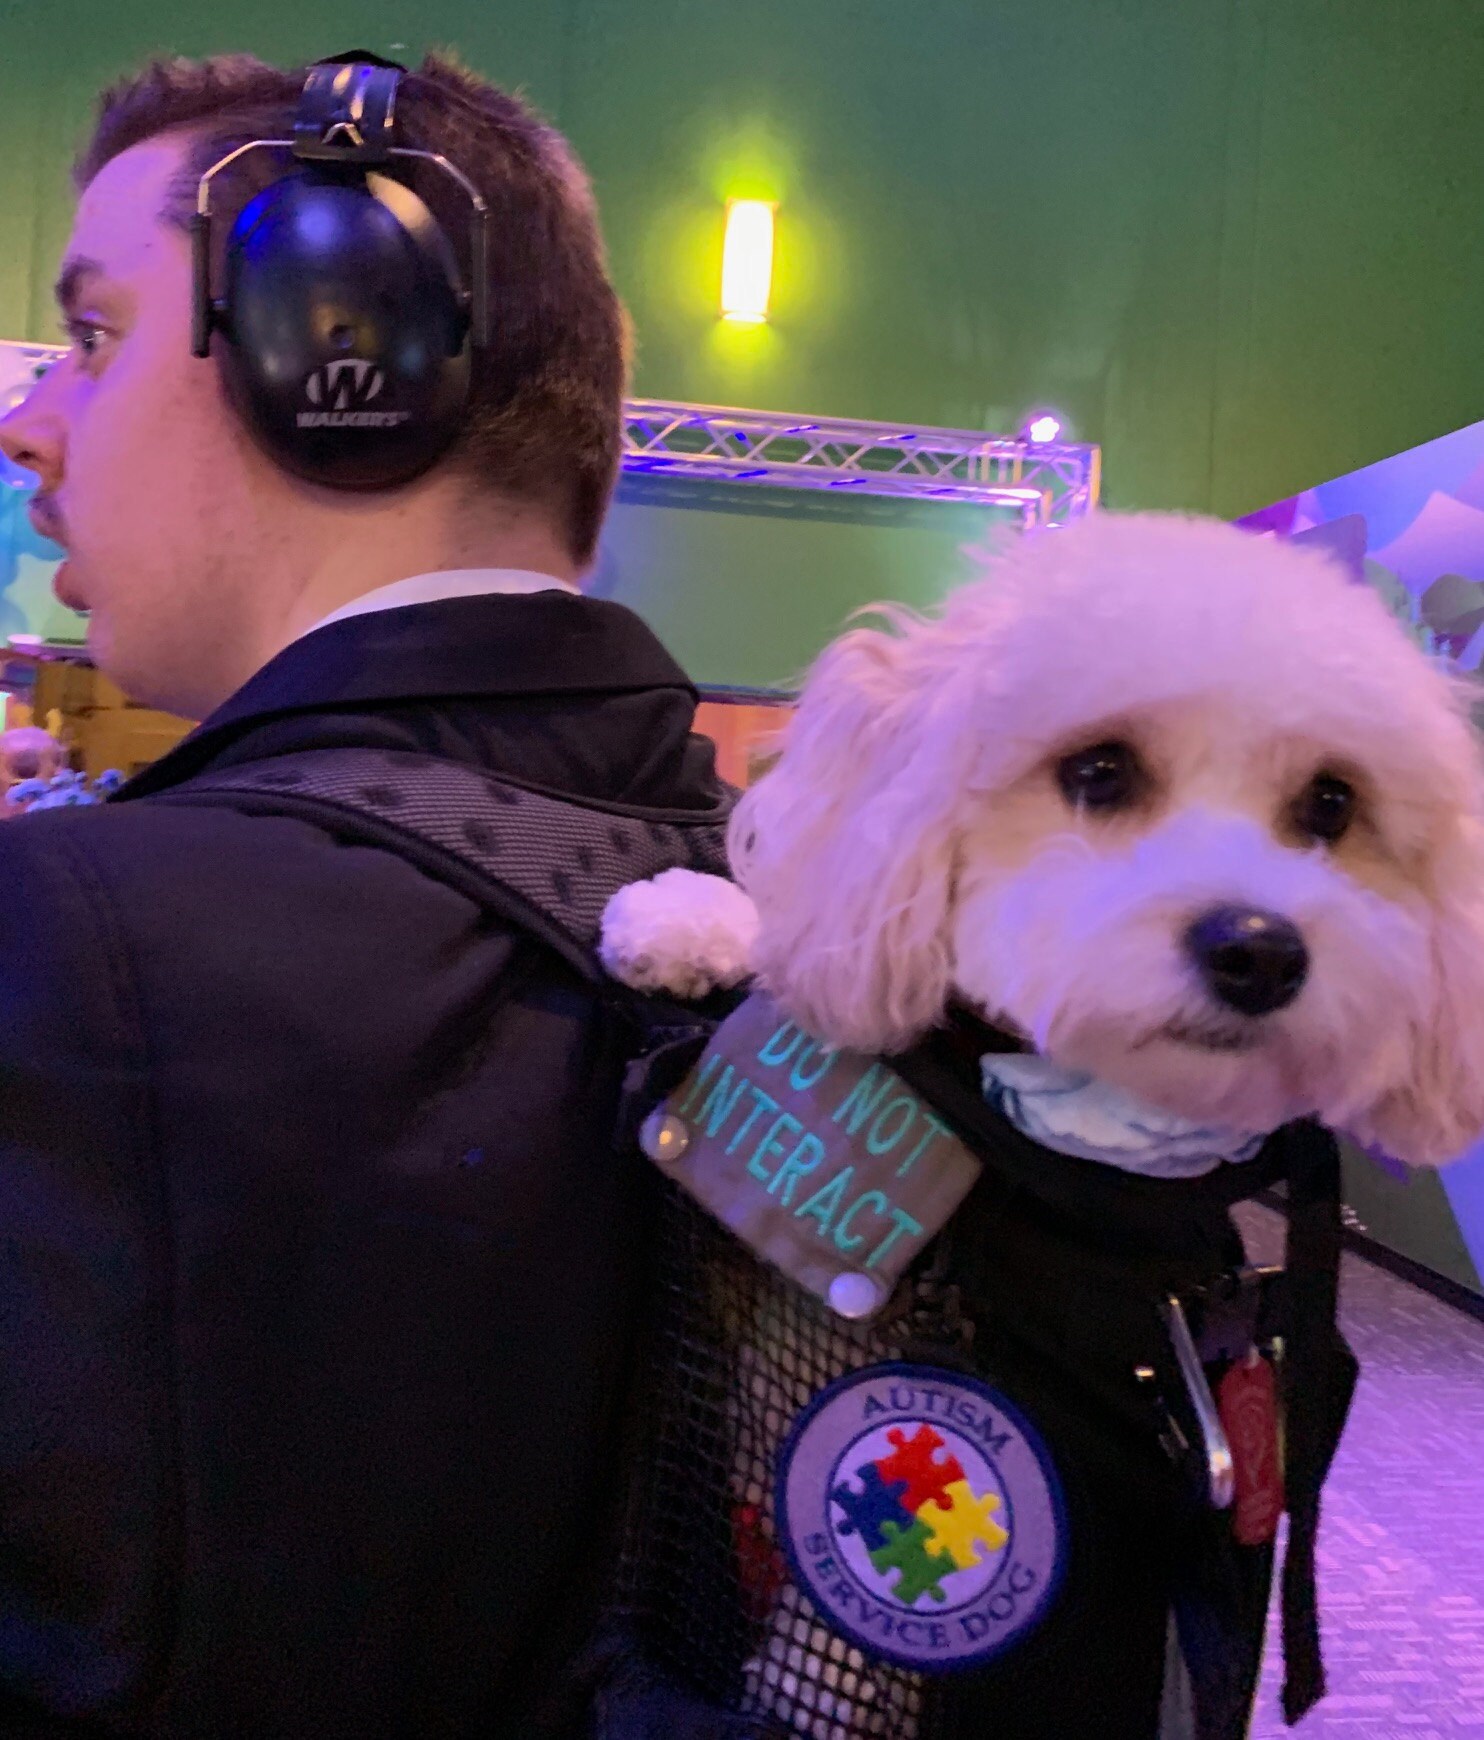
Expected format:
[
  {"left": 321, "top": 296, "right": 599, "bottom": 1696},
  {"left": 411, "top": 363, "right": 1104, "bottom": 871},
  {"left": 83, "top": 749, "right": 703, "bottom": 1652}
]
[{"left": 612, "top": 1185, "right": 971, "bottom": 1740}]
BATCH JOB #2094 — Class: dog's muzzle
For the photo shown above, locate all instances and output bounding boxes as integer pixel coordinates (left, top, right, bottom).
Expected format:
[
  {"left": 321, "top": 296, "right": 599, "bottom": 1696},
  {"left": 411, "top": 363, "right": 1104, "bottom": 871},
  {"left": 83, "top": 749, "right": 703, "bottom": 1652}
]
[{"left": 1184, "top": 905, "right": 1309, "bottom": 1018}]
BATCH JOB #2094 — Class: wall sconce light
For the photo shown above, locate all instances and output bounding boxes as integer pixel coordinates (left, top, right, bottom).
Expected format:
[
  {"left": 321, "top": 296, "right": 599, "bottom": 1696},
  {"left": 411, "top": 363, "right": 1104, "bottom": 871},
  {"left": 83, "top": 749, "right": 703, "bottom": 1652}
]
[{"left": 721, "top": 199, "right": 776, "bottom": 324}]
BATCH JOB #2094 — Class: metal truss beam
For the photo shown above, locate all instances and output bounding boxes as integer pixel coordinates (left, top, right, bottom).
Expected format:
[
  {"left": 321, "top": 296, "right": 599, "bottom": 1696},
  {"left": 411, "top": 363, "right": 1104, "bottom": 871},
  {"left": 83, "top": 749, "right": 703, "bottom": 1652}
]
[{"left": 622, "top": 399, "right": 1100, "bottom": 526}]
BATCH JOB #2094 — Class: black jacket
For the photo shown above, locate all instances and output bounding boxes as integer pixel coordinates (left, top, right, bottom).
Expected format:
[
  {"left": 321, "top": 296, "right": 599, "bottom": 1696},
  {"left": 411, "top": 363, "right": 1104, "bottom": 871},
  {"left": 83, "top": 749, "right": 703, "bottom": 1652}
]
[{"left": 0, "top": 592, "right": 725, "bottom": 1739}]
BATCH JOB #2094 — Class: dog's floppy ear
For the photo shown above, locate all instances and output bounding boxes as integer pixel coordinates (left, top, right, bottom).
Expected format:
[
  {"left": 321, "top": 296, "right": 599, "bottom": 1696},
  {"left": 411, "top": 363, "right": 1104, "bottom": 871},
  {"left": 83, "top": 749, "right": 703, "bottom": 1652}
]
[
  {"left": 729, "top": 612, "right": 972, "bottom": 1053},
  {"left": 1353, "top": 812, "right": 1484, "bottom": 1166}
]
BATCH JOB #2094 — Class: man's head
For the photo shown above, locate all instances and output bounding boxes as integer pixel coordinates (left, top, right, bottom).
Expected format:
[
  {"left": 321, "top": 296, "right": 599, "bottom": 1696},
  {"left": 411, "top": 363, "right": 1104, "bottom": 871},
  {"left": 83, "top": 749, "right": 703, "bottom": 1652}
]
[{"left": 0, "top": 54, "right": 626, "bottom": 717}]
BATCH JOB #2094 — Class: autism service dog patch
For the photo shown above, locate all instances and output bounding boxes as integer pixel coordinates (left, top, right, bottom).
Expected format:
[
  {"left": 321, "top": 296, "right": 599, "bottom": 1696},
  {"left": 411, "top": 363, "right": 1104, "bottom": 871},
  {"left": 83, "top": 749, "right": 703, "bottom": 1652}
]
[{"left": 777, "top": 1363, "right": 1067, "bottom": 1673}]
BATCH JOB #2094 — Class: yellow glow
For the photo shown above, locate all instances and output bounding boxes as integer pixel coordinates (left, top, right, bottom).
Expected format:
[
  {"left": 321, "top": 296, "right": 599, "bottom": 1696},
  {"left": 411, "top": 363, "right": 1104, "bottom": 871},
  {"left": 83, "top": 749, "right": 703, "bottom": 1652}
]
[{"left": 721, "top": 200, "right": 775, "bottom": 323}]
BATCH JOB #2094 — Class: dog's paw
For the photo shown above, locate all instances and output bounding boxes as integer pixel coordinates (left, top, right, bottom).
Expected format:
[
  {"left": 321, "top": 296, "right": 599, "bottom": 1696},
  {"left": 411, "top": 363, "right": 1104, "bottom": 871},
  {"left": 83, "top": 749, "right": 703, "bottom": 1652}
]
[{"left": 600, "top": 869, "right": 758, "bottom": 999}]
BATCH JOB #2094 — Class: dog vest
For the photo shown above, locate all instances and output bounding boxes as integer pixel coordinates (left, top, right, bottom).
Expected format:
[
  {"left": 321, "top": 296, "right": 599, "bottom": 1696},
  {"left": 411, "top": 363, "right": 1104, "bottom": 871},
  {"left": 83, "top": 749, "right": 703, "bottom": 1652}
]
[{"left": 161, "top": 749, "right": 1357, "bottom": 1740}]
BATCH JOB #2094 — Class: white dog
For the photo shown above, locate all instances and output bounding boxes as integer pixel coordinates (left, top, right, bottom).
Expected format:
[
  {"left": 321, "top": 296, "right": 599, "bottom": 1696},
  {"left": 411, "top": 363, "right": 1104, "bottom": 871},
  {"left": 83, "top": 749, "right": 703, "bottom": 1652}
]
[
  {"left": 608, "top": 510, "right": 1484, "bottom": 1168},
  {"left": 599, "top": 510, "right": 1484, "bottom": 1739}
]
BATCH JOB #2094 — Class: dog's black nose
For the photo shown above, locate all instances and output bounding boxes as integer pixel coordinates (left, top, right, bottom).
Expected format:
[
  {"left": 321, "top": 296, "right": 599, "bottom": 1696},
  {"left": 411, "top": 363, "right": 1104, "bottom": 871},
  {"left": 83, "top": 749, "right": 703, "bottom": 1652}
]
[{"left": 1184, "top": 907, "right": 1309, "bottom": 1017}]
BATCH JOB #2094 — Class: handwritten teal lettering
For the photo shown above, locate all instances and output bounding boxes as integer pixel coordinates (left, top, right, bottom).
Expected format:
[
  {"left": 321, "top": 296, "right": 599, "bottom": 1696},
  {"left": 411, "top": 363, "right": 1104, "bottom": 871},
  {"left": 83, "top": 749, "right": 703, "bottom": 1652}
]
[
  {"left": 747, "top": 1112, "right": 805, "bottom": 1183},
  {"left": 896, "top": 1110, "right": 952, "bottom": 1177},
  {"left": 833, "top": 1063, "right": 894, "bottom": 1136},
  {"left": 698, "top": 1063, "right": 748, "bottom": 1138},
  {"left": 866, "top": 1094, "right": 916, "bottom": 1156},
  {"left": 768, "top": 1133, "right": 827, "bottom": 1205},
  {"left": 725, "top": 1086, "right": 781, "bottom": 1155},
  {"left": 833, "top": 1189, "right": 890, "bottom": 1252},
  {"left": 789, "top": 1042, "right": 836, "bottom": 1092},
  {"left": 867, "top": 1205, "right": 925, "bottom": 1269},
  {"left": 796, "top": 1165, "right": 855, "bottom": 1236},
  {"left": 757, "top": 1023, "right": 805, "bottom": 1069}
]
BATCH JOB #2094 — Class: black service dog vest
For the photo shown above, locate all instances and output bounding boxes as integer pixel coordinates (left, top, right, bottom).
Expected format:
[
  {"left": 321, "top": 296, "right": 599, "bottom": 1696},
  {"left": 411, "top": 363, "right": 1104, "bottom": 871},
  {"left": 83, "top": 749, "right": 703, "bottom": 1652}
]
[{"left": 164, "top": 749, "right": 1356, "bottom": 1740}]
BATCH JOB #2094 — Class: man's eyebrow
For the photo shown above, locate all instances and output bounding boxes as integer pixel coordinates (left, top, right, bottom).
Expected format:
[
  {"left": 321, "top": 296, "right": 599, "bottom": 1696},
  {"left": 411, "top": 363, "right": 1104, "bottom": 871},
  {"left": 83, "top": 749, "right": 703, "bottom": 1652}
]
[{"left": 54, "top": 255, "right": 106, "bottom": 315}]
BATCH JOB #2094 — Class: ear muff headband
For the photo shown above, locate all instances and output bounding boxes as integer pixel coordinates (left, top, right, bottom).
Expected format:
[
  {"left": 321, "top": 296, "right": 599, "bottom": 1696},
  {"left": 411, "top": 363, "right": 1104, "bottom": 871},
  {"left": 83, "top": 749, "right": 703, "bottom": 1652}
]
[{"left": 191, "top": 55, "right": 492, "bottom": 490}]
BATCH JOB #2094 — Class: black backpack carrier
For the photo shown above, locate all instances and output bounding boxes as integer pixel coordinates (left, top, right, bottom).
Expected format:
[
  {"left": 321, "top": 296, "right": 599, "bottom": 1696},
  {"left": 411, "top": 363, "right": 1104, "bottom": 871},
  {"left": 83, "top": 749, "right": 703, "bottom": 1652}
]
[{"left": 160, "top": 748, "right": 1356, "bottom": 1740}]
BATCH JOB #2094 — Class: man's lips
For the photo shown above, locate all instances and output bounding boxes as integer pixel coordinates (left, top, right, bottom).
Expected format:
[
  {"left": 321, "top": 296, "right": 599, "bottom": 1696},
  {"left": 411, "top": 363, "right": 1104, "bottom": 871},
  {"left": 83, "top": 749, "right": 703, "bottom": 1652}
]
[
  {"left": 52, "top": 560, "right": 87, "bottom": 614},
  {"left": 28, "top": 496, "right": 65, "bottom": 548},
  {"left": 25, "top": 498, "right": 84, "bottom": 611}
]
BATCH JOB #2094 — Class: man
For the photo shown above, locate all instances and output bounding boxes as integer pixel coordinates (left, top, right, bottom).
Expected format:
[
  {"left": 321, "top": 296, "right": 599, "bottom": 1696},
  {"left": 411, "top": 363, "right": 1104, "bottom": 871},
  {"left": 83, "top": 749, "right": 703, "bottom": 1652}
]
[{"left": 0, "top": 52, "right": 724, "bottom": 1739}]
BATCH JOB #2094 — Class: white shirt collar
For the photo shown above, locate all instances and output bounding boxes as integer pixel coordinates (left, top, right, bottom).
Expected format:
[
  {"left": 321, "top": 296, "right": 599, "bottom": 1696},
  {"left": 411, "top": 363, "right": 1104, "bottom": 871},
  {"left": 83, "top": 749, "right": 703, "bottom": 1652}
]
[{"left": 299, "top": 568, "right": 578, "bottom": 642}]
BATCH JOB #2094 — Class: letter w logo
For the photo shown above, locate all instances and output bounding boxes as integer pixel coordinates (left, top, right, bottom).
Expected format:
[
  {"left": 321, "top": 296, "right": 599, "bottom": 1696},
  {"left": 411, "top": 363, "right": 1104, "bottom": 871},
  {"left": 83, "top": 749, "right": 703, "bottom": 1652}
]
[{"left": 304, "top": 359, "right": 386, "bottom": 410}]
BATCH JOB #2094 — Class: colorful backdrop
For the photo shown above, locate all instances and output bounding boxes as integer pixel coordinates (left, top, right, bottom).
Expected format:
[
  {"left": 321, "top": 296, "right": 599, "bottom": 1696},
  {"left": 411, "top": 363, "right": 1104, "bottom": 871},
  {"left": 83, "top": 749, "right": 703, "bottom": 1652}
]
[
  {"left": 3, "top": 0, "right": 1483, "bottom": 526},
  {"left": 1234, "top": 421, "right": 1484, "bottom": 1297}
]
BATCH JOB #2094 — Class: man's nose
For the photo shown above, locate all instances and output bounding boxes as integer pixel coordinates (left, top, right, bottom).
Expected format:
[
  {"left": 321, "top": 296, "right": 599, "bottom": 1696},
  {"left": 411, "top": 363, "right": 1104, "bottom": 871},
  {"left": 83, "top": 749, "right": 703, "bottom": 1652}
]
[{"left": 0, "top": 374, "right": 66, "bottom": 494}]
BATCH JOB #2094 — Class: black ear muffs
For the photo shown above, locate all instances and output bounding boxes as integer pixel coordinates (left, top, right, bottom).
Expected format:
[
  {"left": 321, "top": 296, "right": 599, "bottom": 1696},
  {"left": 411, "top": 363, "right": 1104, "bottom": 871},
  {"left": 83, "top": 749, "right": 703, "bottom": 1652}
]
[
  {"left": 192, "top": 55, "right": 490, "bottom": 492},
  {"left": 219, "top": 171, "right": 470, "bottom": 489}
]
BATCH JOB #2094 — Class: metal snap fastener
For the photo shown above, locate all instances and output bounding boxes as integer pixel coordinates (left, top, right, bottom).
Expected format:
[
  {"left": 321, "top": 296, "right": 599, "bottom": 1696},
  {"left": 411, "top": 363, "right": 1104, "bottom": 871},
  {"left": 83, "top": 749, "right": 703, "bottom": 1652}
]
[
  {"left": 639, "top": 1109, "right": 691, "bottom": 1167},
  {"left": 828, "top": 1271, "right": 885, "bottom": 1320}
]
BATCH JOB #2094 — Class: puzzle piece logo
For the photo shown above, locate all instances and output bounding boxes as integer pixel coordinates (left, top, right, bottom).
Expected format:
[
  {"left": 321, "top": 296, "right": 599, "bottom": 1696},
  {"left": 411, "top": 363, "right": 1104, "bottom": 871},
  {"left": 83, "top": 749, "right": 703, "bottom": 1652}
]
[
  {"left": 919, "top": 1478, "right": 1009, "bottom": 1569},
  {"left": 868, "top": 1515, "right": 957, "bottom": 1605},
  {"left": 830, "top": 1462, "right": 912, "bottom": 1551},
  {"left": 830, "top": 1425, "right": 1006, "bottom": 1609},
  {"left": 780, "top": 1363, "right": 1069, "bottom": 1673},
  {"left": 876, "top": 1424, "right": 965, "bottom": 1513}
]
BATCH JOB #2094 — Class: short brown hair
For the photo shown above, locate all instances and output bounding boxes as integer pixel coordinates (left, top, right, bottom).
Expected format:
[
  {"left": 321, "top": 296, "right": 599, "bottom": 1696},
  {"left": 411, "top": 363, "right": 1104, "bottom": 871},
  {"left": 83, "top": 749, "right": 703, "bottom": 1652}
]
[{"left": 78, "top": 52, "right": 628, "bottom": 564}]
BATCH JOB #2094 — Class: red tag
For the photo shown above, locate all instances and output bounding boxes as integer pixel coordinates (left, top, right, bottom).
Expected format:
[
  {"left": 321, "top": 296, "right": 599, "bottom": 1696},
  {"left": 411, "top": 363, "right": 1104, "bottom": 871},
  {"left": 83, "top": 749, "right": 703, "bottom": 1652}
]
[
  {"left": 731, "top": 1501, "right": 788, "bottom": 1621},
  {"left": 1217, "top": 1351, "right": 1285, "bottom": 1546}
]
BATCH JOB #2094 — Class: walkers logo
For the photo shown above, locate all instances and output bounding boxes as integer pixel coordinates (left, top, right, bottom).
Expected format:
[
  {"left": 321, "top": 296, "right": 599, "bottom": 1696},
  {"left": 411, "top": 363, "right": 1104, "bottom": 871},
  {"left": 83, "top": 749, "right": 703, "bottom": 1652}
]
[
  {"left": 777, "top": 1363, "right": 1066, "bottom": 1672},
  {"left": 297, "top": 360, "right": 410, "bottom": 430}
]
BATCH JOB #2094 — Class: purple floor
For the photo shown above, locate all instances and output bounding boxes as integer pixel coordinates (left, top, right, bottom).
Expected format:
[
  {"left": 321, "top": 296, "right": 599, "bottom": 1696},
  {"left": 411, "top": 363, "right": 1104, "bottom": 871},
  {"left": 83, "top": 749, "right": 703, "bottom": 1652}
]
[{"left": 1233, "top": 1203, "right": 1484, "bottom": 1738}]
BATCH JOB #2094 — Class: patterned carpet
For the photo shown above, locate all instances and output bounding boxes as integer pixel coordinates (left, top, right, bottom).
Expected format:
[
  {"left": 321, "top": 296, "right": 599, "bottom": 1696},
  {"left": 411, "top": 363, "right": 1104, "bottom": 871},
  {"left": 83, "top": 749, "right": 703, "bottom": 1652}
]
[{"left": 1233, "top": 1204, "right": 1484, "bottom": 1738}]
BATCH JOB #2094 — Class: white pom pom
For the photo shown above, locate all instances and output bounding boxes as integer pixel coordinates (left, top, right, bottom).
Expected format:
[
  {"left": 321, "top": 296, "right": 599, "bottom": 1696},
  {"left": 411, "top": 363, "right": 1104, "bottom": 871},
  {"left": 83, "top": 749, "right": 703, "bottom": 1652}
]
[{"left": 600, "top": 868, "right": 759, "bottom": 999}]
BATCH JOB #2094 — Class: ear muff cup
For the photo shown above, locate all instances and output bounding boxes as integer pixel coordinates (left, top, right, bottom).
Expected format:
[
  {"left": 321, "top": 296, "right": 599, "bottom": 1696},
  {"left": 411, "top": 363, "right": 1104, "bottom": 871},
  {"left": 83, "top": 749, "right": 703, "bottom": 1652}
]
[{"left": 218, "top": 170, "right": 472, "bottom": 490}]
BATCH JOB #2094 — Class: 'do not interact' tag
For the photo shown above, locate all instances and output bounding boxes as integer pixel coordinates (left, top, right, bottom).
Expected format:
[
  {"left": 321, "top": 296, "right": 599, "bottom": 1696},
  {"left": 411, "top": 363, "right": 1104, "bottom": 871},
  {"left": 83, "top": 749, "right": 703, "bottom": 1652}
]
[{"left": 644, "top": 991, "right": 982, "bottom": 1318}]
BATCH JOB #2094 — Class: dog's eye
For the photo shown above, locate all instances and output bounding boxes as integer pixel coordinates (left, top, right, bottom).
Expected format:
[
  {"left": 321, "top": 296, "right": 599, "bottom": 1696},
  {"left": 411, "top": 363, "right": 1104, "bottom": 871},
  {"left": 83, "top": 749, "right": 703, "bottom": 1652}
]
[
  {"left": 1293, "top": 772, "right": 1357, "bottom": 845},
  {"left": 1056, "top": 741, "right": 1145, "bottom": 812}
]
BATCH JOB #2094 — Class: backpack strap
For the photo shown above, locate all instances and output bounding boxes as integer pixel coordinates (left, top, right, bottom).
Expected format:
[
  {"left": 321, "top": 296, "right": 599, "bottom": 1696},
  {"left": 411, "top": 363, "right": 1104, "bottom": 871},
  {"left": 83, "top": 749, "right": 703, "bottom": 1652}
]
[{"left": 144, "top": 747, "right": 735, "bottom": 986}]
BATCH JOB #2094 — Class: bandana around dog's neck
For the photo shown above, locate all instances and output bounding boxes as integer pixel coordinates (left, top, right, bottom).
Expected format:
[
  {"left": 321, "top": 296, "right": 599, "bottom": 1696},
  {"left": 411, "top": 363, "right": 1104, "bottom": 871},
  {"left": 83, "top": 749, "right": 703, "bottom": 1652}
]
[{"left": 979, "top": 1054, "right": 1267, "bottom": 1178}]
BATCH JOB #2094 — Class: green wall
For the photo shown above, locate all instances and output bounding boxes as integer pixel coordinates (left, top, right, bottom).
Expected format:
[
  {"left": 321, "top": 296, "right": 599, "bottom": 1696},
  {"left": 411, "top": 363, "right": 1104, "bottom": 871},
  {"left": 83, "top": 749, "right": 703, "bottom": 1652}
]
[
  {"left": 598, "top": 480, "right": 1015, "bottom": 690},
  {"left": 4, "top": 0, "right": 1482, "bottom": 519},
  {"left": 3, "top": 0, "right": 1482, "bottom": 679}
]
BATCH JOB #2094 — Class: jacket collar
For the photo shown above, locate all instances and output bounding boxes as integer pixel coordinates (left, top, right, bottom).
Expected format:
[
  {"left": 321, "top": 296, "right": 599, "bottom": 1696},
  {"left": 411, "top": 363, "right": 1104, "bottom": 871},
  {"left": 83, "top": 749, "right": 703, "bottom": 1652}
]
[
  {"left": 122, "top": 592, "right": 695, "bottom": 799},
  {"left": 293, "top": 568, "right": 578, "bottom": 641}
]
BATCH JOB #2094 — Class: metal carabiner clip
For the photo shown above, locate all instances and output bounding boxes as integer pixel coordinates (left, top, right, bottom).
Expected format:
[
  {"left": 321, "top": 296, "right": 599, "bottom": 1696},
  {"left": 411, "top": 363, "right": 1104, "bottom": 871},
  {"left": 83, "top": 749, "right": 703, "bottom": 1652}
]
[{"left": 1160, "top": 1292, "right": 1235, "bottom": 1511}]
